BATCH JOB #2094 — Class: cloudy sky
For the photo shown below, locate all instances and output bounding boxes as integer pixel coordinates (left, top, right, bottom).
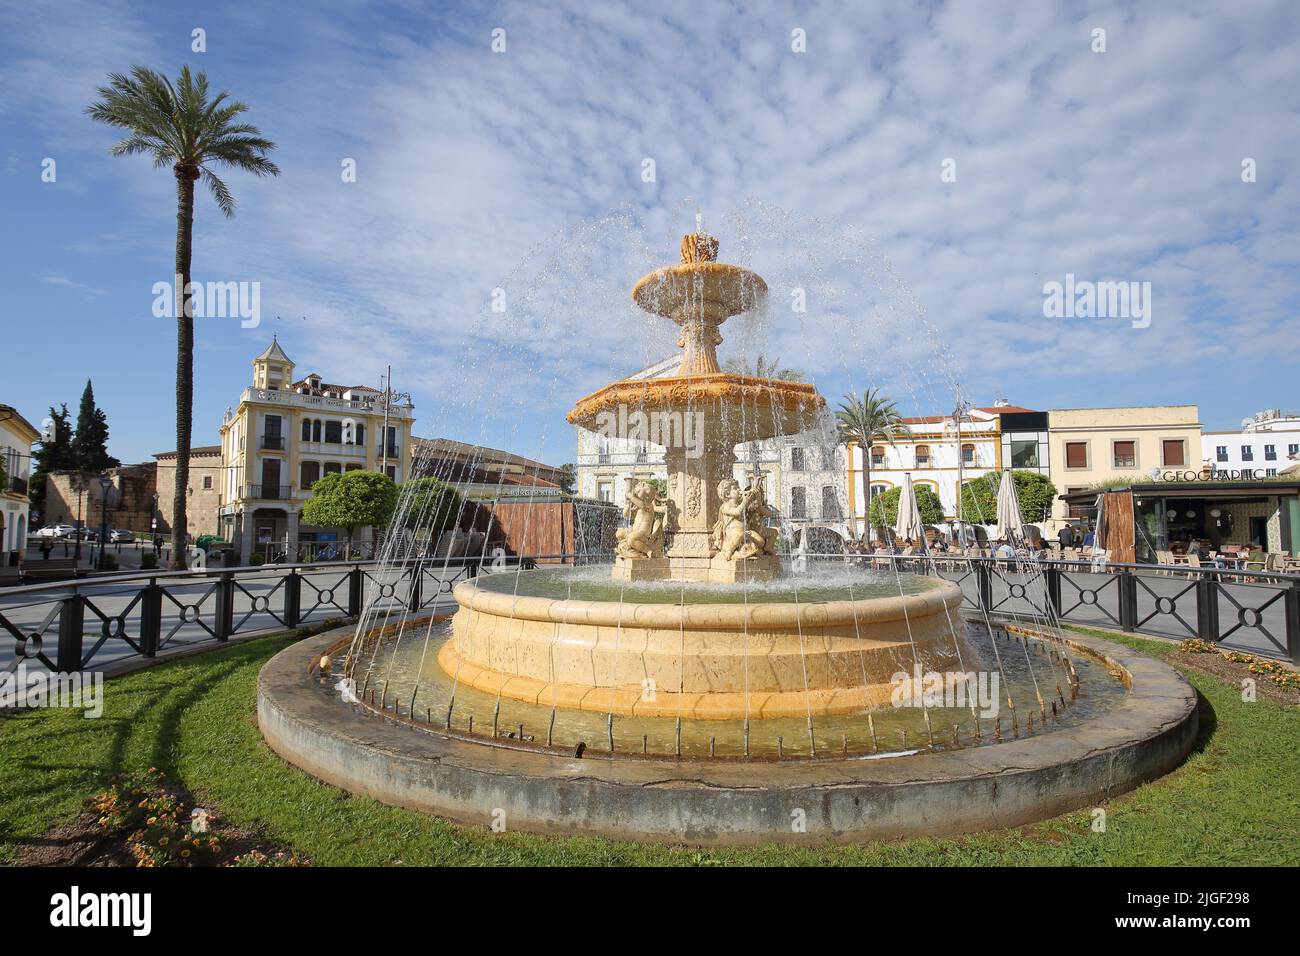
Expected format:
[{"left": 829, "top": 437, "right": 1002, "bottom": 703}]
[{"left": 2, "top": 0, "right": 1297, "bottom": 465}]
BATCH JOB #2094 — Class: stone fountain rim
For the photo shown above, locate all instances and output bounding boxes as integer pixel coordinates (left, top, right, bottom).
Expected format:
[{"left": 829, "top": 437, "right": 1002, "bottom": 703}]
[
  {"left": 257, "top": 621, "right": 1199, "bottom": 844},
  {"left": 631, "top": 261, "right": 769, "bottom": 318},
  {"left": 450, "top": 574, "right": 962, "bottom": 629}
]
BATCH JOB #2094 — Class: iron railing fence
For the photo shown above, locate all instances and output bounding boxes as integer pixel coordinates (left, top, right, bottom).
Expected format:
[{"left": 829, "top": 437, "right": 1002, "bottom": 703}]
[{"left": 2, "top": 552, "right": 1296, "bottom": 674}]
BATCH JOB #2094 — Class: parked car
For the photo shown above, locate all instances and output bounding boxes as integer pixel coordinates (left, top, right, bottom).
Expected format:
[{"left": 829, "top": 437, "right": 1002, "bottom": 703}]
[
  {"left": 70, "top": 528, "right": 97, "bottom": 543},
  {"left": 109, "top": 529, "right": 135, "bottom": 543},
  {"left": 38, "top": 524, "right": 75, "bottom": 538}
]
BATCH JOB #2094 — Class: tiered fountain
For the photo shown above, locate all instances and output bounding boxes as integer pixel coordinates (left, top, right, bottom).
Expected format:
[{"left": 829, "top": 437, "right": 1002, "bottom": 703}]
[
  {"left": 257, "top": 226, "right": 1199, "bottom": 845},
  {"left": 438, "top": 234, "right": 969, "bottom": 719}
]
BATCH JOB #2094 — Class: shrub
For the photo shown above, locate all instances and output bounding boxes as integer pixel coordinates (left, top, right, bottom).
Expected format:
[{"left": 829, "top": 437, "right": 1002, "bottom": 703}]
[{"left": 140, "top": 553, "right": 159, "bottom": 570}]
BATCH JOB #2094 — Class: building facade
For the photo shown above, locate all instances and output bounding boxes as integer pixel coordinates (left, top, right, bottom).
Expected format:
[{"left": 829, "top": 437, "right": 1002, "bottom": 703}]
[
  {"left": 1202, "top": 409, "right": 1300, "bottom": 478},
  {"left": 0, "top": 405, "right": 40, "bottom": 565},
  {"left": 217, "top": 340, "right": 416, "bottom": 562},
  {"left": 155, "top": 446, "right": 223, "bottom": 538},
  {"left": 1046, "top": 404, "right": 1202, "bottom": 531},
  {"left": 845, "top": 402, "right": 1037, "bottom": 537}
]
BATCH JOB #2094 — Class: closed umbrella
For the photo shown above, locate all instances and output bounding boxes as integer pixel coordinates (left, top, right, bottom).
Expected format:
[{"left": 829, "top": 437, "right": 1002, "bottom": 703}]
[
  {"left": 994, "top": 470, "right": 1025, "bottom": 543},
  {"left": 894, "top": 472, "right": 925, "bottom": 546},
  {"left": 1092, "top": 492, "right": 1106, "bottom": 554}
]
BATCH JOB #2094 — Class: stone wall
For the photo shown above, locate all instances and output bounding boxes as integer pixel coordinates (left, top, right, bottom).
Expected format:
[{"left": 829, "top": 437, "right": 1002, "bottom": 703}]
[
  {"left": 155, "top": 448, "right": 222, "bottom": 538},
  {"left": 41, "top": 463, "right": 157, "bottom": 532}
]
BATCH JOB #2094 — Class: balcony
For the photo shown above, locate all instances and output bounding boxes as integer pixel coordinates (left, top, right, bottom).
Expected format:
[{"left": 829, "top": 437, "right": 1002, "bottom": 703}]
[
  {"left": 6, "top": 476, "right": 28, "bottom": 496},
  {"left": 246, "top": 484, "right": 291, "bottom": 500},
  {"left": 261, "top": 435, "right": 287, "bottom": 450}
]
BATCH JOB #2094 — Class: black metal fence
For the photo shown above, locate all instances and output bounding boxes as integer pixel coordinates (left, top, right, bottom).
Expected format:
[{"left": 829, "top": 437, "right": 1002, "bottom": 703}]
[{"left": 3, "top": 553, "right": 1297, "bottom": 674}]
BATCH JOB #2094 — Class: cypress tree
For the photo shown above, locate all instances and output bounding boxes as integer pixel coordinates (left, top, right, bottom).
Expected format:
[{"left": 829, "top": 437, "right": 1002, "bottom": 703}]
[{"left": 71, "top": 380, "right": 119, "bottom": 472}]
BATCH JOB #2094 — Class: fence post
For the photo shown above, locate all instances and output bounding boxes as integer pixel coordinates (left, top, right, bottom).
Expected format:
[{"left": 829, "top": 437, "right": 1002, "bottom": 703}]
[
  {"left": 139, "top": 580, "right": 162, "bottom": 657},
  {"left": 1119, "top": 569, "right": 1138, "bottom": 632},
  {"left": 1044, "top": 563, "right": 1062, "bottom": 615},
  {"left": 408, "top": 561, "right": 423, "bottom": 612},
  {"left": 285, "top": 568, "right": 301, "bottom": 628},
  {"left": 1196, "top": 573, "right": 1220, "bottom": 642},
  {"left": 214, "top": 573, "right": 234, "bottom": 641},
  {"left": 56, "top": 594, "right": 85, "bottom": 672},
  {"left": 348, "top": 565, "right": 363, "bottom": 618},
  {"left": 1285, "top": 580, "right": 1300, "bottom": 666},
  {"left": 975, "top": 559, "right": 993, "bottom": 611}
]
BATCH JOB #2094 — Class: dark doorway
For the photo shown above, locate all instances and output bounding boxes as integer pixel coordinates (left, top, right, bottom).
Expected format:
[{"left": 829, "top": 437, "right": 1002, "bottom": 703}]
[{"left": 1249, "top": 516, "right": 1268, "bottom": 548}]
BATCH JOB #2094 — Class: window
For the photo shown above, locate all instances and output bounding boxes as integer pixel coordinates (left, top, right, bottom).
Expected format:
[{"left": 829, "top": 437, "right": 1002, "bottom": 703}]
[
  {"left": 354, "top": 423, "right": 366, "bottom": 446},
  {"left": 915, "top": 445, "right": 930, "bottom": 467},
  {"left": 821, "top": 447, "right": 835, "bottom": 469},
  {"left": 598, "top": 482, "right": 613, "bottom": 502},
  {"left": 635, "top": 442, "right": 647, "bottom": 463},
  {"left": 597, "top": 439, "right": 610, "bottom": 464},
  {"left": 962, "top": 443, "right": 975, "bottom": 464},
  {"left": 791, "top": 447, "right": 805, "bottom": 471},
  {"left": 1112, "top": 440, "right": 1136, "bottom": 468},
  {"left": 1065, "top": 442, "right": 1088, "bottom": 468},
  {"left": 869, "top": 483, "right": 889, "bottom": 498},
  {"left": 870, "top": 446, "right": 884, "bottom": 466},
  {"left": 385, "top": 465, "right": 396, "bottom": 480},
  {"left": 1265, "top": 445, "right": 1277, "bottom": 461},
  {"left": 1010, "top": 439, "right": 1037, "bottom": 468},
  {"left": 1290, "top": 444, "right": 1299, "bottom": 458},
  {"left": 202, "top": 475, "right": 213, "bottom": 490},
  {"left": 323, "top": 462, "right": 342, "bottom": 476},
  {"left": 1266, "top": 468, "right": 1277, "bottom": 477},
  {"left": 1162, "top": 440, "right": 1186, "bottom": 467},
  {"left": 1240, "top": 445, "right": 1254, "bottom": 462},
  {"left": 300, "top": 461, "right": 320, "bottom": 490},
  {"left": 1216, "top": 446, "right": 1228, "bottom": 463},
  {"left": 324, "top": 420, "right": 343, "bottom": 443},
  {"left": 345, "top": 463, "right": 363, "bottom": 472},
  {"left": 301, "top": 419, "right": 312, "bottom": 441},
  {"left": 790, "top": 486, "right": 807, "bottom": 519},
  {"left": 311, "top": 420, "right": 322, "bottom": 442},
  {"left": 821, "top": 486, "right": 840, "bottom": 519}
]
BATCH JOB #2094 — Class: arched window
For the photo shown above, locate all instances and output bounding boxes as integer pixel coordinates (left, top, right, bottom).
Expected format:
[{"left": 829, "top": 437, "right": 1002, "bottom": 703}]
[
  {"left": 301, "top": 418, "right": 311, "bottom": 441},
  {"left": 915, "top": 444, "right": 931, "bottom": 467},
  {"left": 311, "top": 419, "right": 322, "bottom": 442},
  {"left": 961, "top": 443, "right": 975, "bottom": 464}
]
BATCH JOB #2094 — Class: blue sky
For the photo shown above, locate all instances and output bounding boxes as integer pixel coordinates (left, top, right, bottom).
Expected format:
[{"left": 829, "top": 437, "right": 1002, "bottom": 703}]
[{"left": 2, "top": 0, "right": 1298, "bottom": 466}]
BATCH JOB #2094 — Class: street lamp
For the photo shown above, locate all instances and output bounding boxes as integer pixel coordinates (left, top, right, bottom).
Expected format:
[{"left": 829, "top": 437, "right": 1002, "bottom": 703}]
[
  {"left": 71, "top": 474, "right": 86, "bottom": 562},
  {"left": 97, "top": 474, "right": 112, "bottom": 571}
]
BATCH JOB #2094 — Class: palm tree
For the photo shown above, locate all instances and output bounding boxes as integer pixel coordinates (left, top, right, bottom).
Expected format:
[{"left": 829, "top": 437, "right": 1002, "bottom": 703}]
[
  {"left": 722, "top": 353, "right": 804, "bottom": 382},
  {"left": 835, "top": 387, "right": 911, "bottom": 541},
  {"left": 88, "top": 66, "right": 278, "bottom": 568}
]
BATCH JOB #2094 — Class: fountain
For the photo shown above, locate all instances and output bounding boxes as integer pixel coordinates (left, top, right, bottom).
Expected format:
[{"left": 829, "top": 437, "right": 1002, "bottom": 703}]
[
  {"left": 437, "top": 235, "right": 971, "bottom": 718},
  {"left": 256, "top": 220, "right": 1199, "bottom": 845}
]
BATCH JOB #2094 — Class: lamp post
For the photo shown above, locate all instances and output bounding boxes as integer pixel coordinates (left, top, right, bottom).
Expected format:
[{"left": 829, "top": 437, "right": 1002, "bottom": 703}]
[
  {"left": 71, "top": 474, "right": 86, "bottom": 562},
  {"left": 151, "top": 492, "right": 160, "bottom": 555},
  {"left": 97, "top": 474, "right": 112, "bottom": 571}
]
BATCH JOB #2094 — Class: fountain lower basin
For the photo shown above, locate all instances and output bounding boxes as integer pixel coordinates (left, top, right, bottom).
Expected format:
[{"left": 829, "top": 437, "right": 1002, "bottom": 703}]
[{"left": 440, "top": 570, "right": 969, "bottom": 719}]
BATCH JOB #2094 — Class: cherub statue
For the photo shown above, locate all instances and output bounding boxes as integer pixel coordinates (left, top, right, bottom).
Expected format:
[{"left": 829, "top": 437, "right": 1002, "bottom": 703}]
[
  {"left": 615, "top": 480, "right": 667, "bottom": 558},
  {"left": 711, "top": 477, "right": 775, "bottom": 560}
]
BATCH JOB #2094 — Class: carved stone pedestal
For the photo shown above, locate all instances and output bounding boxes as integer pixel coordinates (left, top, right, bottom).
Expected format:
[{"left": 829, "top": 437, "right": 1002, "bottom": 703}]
[{"left": 611, "top": 556, "right": 672, "bottom": 582}]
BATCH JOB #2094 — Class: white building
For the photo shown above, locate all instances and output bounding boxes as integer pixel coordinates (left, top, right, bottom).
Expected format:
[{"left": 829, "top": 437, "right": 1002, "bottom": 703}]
[
  {"left": 1203, "top": 409, "right": 1300, "bottom": 478},
  {"left": 573, "top": 357, "right": 851, "bottom": 548},
  {"left": 0, "top": 405, "right": 40, "bottom": 566}
]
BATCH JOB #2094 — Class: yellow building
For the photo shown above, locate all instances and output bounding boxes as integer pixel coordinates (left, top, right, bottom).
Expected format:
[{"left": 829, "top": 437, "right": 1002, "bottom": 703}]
[
  {"left": 1046, "top": 405, "right": 1202, "bottom": 531},
  {"left": 218, "top": 339, "right": 416, "bottom": 562}
]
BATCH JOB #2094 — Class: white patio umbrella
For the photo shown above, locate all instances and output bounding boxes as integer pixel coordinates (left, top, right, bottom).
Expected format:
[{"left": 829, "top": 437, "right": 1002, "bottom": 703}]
[
  {"left": 994, "top": 470, "right": 1026, "bottom": 543},
  {"left": 1092, "top": 492, "right": 1107, "bottom": 554},
  {"left": 894, "top": 472, "right": 926, "bottom": 546}
]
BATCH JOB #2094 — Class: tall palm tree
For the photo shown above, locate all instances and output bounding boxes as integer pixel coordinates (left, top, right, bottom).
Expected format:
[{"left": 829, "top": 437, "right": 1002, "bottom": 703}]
[
  {"left": 722, "top": 353, "right": 804, "bottom": 382},
  {"left": 88, "top": 66, "right": 278, "bottom": 568},
  {"left": 835, "top": 387, "right": 911, "bottom": 541}
]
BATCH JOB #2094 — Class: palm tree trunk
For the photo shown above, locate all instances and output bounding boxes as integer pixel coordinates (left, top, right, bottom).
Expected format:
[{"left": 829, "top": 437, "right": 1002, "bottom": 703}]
[
  {"left": 171, "top": 168, "right": 197, "bottom": 570},
  {"left": 863, "top": 458, "right": 873, "bottom": 544}
]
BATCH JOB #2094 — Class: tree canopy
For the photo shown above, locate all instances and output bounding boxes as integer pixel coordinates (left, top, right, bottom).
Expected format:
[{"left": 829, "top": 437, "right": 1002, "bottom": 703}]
[
  {"left": 959, "top": 470, "right": 1058, "bottom": 525},
  {"left": 72, "top": 380, "right": 119, "bottom": 472},
  {"left": 401, "top": 476, "right": 464, "bottom": 533},
  {"left": 867, "top": 484, "right": 945, "bottom": 529},
  {"left": 301, "top": 471, "right": 398, "bottom": 548}
]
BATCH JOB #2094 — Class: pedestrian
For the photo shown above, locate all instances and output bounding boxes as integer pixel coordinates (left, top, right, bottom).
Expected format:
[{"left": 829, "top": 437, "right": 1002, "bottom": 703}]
[
  {"left": 1058, "top": 525, "right": 1074, "bottom": 549},
  {"left": 40, "top": 536, "right": 53, "bottom": 561}
]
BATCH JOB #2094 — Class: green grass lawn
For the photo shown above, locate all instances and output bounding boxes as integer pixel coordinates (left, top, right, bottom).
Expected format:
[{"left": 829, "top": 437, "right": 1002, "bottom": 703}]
[{"left": 1, "top": 628, "right": 1296, "bottom": 866}]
